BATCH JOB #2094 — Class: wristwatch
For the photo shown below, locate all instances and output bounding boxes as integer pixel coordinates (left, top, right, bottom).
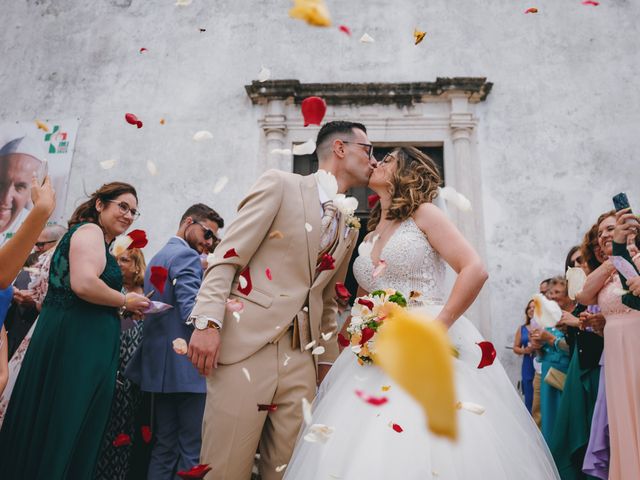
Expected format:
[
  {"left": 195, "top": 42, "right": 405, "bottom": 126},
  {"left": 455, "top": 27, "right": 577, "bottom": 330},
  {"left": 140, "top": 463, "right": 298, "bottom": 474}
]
[{"left": 187, "top": 315, "right": 221, "bottom": 331}]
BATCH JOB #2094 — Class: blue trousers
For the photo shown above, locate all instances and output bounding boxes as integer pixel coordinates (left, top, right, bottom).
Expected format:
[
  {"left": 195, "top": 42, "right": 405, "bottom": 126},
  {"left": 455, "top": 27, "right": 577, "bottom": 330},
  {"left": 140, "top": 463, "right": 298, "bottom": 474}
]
[{"left": 147, "top": 392, "right": 206, "bottom": 480}]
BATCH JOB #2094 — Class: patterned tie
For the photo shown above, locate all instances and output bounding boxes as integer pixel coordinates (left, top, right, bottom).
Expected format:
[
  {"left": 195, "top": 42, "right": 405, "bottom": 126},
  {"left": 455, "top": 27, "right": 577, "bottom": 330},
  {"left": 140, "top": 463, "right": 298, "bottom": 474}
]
[{"left": 319, "top": 200, "right": 339, "bottom": 252}]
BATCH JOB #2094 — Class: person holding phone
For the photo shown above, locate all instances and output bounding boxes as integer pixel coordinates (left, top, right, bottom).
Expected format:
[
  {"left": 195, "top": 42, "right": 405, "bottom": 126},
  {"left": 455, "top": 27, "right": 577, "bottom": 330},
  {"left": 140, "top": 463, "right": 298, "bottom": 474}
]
[
  {"left": 0, "top": 182, "right": 150, "bottom": 480},
  {"left": 577, "top": 205, "right": 640, "bottom": 479}
]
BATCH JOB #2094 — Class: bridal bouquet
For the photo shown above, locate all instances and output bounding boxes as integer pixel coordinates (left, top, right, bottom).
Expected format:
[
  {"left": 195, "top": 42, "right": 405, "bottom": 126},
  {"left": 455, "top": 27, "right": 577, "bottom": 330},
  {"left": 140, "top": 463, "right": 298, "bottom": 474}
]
[{"left": 341, "top": 289, "right": 407, "bottom": 365}]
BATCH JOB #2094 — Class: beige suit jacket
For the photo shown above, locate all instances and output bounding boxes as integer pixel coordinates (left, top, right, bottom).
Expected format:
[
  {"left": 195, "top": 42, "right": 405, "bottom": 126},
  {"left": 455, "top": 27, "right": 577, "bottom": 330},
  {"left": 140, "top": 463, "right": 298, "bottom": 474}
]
[{"left": 191, "top": 170, "right": 358, "bottom": 367}]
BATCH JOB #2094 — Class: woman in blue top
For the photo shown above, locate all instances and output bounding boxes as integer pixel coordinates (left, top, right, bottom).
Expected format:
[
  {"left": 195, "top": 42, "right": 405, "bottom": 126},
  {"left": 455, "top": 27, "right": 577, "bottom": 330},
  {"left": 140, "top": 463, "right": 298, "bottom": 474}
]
[{"left": 513, "top": 299, "right": 536, "bottom": 413}]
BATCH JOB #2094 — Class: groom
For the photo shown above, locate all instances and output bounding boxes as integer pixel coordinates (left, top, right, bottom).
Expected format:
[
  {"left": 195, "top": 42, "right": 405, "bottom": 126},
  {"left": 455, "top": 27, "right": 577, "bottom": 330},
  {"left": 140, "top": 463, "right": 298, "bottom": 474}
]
[{"left": 187, "top": 121, "right": 377, "bottom": 479}]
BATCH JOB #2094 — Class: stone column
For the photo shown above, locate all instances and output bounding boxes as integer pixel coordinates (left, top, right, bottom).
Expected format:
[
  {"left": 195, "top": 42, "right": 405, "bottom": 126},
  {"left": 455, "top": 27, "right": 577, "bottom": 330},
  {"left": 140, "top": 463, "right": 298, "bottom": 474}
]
[{"left": 259, "top": 99, "right": 288, "bottom": 170}]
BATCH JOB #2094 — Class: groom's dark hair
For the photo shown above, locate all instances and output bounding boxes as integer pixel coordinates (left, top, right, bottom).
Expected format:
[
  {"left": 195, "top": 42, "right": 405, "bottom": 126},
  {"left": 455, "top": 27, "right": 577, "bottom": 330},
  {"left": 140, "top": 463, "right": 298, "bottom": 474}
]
[{"left": 316, "top": 121, "right": 367, "bottom": 152}]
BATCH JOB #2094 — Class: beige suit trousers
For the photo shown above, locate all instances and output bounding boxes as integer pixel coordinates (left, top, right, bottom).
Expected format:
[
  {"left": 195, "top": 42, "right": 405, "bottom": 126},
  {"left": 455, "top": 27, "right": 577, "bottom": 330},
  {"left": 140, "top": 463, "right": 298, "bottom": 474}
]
[{"left": 201, "top": 328, "right": 316, "bottom": 480}]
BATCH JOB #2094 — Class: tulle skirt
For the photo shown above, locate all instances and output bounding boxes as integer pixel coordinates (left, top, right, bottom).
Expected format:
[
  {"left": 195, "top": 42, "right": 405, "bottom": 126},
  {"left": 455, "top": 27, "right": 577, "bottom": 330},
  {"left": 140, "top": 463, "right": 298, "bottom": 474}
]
[{"left": 284, "top": 306, "right": 560, "bottom": 480}]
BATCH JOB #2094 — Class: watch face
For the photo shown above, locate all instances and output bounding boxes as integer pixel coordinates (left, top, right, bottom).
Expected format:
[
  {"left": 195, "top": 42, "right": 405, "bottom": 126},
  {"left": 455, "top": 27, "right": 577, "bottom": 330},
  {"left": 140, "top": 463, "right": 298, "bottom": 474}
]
[{"left": 195, "top": 317, "right": 208, "bottom": 330}]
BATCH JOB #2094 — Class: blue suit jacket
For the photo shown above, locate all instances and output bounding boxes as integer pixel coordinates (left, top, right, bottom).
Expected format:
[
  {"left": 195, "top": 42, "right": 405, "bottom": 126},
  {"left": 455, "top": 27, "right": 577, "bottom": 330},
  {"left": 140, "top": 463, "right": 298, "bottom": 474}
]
[{"left": 125, "top": 237, "right": 205, "bottom": 393}]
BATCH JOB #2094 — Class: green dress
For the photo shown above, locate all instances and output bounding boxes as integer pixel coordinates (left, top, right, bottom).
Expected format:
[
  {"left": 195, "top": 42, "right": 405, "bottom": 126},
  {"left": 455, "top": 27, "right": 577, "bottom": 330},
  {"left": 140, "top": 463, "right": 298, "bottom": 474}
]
[{"left": 0, "top": 223, "right": 122, "bottom": 479}]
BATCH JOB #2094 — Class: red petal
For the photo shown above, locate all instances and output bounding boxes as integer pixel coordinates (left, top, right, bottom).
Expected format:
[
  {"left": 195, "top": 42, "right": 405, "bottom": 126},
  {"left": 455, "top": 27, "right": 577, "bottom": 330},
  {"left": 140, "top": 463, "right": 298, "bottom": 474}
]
[
  {"left": 265, "top": 268, "right": 272, "bottom": 280},
  {"left": 367, "top": 193, "right": 380, "bottom": 209},
  {"left": 338, "top": 332, "right": 350, "bottom": 347},
  {"left": 301, "top": 96, "right": 327, "bottom": 127},
  {"left": 238, "top": 267, "right": 252, "bottom": 295},
  {"left": 357, "top": 298, "right": 374, "bottom": 310},
  {"left": 476, "top": 341, "right": 497, "bottom": 369},
  {"left": 125, "top": 113, "right": 143, "bottom": 128},
  {"left": 223, "top": 248, "right": 239, "bottom": 259},
  {"left": 582, "top": 0, "right": 598, "bottom": 4},
  {"left": 112, "top": 433, "right": 131, "bottom": 447},
  {"left": 524, "top": 7, "right": 538, "bottom": 13},
  {"left": 355, "top": 389, "right": 388, "bottom": 406},
  {"left": 316, "top": 254, "right": 336, "bottom": 273},
  {"left": 150, "top": 266, "right": 169, "bottom": 295},
  {"left": 338, "top": 25, "right": 351, "bottom": 36},
  {"left": 360, "top": 326, "right": 375, "bottom": 345},
  {"left": 141, "top": 425, "right": 152, "bottom": 443},
  {"left": 177, "top": 464, "right": 212, "bottom": 479},
  {"left": 257, "top": 403, "right": 278, "bottom": 412},
  {"left": 335, "top": 282, "right": 351, "bottom": 301},
  {"left": 127, "top": 229, "right": 148, "bottom": 249},
  {"left": 391, "top": 423, "right": 403, "bottom": 433},
  {"left": 139, "top": 47, "right": 148, "bottom": 53}
]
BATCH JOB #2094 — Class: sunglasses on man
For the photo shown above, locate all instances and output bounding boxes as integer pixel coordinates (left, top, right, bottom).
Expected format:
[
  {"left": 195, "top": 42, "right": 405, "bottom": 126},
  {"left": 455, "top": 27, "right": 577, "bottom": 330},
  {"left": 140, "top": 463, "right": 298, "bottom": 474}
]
[{"left": 34, "top": 240, "right": 57, "bottom": 249}]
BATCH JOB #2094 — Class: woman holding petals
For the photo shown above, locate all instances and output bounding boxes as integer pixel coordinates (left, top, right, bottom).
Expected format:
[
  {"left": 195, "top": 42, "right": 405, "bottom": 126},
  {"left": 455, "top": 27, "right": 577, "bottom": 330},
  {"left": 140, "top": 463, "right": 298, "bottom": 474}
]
[
  {"left": 285, "top": 147, "right": 559, "bottom": 479},
  {"left": 512, "top": 299, "right": 536, "bottom": 414},
  {"left": 577, "top": 209, "right": 640, "bottom": 479},
  {"left": 0, "top": 182, "right": 150, "bottom": 480}
]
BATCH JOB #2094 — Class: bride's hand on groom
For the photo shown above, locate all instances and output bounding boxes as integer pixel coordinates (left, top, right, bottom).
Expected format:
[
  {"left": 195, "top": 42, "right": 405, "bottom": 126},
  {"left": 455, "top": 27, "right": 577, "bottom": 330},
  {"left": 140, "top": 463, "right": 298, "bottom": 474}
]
[{"left": 188, "top": 328, "right": 221, "bottom": 376}]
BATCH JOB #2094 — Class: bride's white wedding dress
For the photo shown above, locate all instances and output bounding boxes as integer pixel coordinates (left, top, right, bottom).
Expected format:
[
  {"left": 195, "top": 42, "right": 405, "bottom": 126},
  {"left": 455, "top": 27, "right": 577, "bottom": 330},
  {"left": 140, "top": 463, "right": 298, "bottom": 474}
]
[{"left": 285, "top": 218, "right": 559, "bottom": 479}]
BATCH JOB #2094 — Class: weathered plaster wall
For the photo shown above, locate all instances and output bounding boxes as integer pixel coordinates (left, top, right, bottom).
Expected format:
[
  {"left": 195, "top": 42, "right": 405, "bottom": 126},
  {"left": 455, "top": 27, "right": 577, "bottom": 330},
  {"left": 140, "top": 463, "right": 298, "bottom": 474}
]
[{"left": 1, "top": 0, "right": 639, "bottom": 382}]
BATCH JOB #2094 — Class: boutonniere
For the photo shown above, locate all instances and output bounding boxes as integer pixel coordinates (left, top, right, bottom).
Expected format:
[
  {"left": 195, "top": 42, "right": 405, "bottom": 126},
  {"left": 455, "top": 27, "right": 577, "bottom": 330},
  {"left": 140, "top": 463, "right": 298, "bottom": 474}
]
[{"left": 316, "top": 253, "right": 336, "bottom": 273}]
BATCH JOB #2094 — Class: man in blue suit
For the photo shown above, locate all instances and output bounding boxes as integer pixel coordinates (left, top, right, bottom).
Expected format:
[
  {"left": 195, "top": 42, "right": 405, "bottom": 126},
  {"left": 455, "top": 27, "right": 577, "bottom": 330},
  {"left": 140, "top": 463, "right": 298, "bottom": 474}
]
[{"left": 126, "top": 203, "right": 224, "bottom": 479}]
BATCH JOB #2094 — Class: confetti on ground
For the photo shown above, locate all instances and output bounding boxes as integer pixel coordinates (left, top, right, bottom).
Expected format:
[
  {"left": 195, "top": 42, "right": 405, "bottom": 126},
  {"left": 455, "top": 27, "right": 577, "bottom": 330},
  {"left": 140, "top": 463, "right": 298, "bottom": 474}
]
[
  {"left": 213, "top": 176, "right": 229, "bottom": 194},
  {"left": 476, "top": 341, "right": 497, "bottom": 369},
  {"left": 321, "top": 331, "right": 333, "bottom": 341},
  {"left": 193, "top": 130, "right": 213, "bottom": 142},
  {"left": 173, "top": 338, "right": 188, "bottom": 355},
  {"left": 525, "top": 7, "right": 538, "bottom": 14},
  {"left": 311, "top": 346, "right": 325, "bottom": 355},
  {"left": 305, "top": 222, "right": 313, "bottom": 232},
  {"left": 35, "top": 119, "right": 49, "bottom": 132},
  {"left": 100, "top": 159, "right": 116, "bottom": 170},
  {"left": 372, "top": 260, "right": 387, "bottom": 278},
  {"left": 292, "top": 139, "right": 316, "bottom": 155},
  {"left": 242, "top": 367, "right": 251, "bottom": 382},
  {"left": 125, "top": 113, "right": 143, "bottom": 128},
  {"left": 414, "top": 28, "right": 426, "bottom": 45},
  {"left": 269, "top": 230, "right": 284, "bottom": 239},
  {"left": 266, "top": 268, "right": 273, "bottom": 280},
  {"left": 304, "top": 340, "right": 316, "bottom": 351},
  {"left": 147, "top": 160, "right": 158, "bottom": 175},
  {"left": 359, "top": 33, "right": 375, "bottom": 43},
  {"left": 284, "top": 353, "right": 291, "bottom": 366},
  {"left": 275, "top": 464, "right": 287, "bottom": 473},
  {"left": 289, "top": 0, "right": 332, "bottom": 27},
  {"left": 338, "top": 25, "right": 351, "bottom": 36},
  {"left": 355, "top": 389, "right": 388, "bottom": 406},
  {"left": 301, "top": 96, "right": 327, "bottom": 127},
  {"left": 258, "top": 66, "right": 271, "bottom": 82}
]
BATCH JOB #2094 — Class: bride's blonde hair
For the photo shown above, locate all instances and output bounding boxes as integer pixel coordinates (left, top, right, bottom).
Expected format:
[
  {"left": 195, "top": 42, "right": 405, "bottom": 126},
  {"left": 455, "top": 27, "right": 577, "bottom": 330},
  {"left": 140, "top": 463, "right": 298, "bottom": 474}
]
[{"left": 368, "top": 146, "right": 442, "bottom": 232}]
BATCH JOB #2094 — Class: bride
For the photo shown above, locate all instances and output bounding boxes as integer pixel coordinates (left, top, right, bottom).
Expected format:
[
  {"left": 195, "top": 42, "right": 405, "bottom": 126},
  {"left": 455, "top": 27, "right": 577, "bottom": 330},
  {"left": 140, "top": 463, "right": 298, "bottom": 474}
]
[{"left": 284, "top": 147, "right": 559, "bottom": 479}]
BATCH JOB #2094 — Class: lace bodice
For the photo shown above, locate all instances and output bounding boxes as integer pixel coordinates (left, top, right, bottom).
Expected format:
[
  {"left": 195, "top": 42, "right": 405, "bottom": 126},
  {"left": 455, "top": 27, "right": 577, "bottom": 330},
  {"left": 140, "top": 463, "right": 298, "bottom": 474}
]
[
  {"left": 353, "top": 217, "right": 446, "bottom": 303},
  {"left": 598, "top": 274, "right": 633, "bottom": 316}
]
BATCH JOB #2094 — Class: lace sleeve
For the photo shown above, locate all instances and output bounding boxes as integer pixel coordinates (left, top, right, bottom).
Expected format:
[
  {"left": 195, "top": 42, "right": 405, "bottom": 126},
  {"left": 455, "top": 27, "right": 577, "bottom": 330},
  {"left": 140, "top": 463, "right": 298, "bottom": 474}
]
[{"left": 27, "top": 249, "right": 55, "bottom": 306}]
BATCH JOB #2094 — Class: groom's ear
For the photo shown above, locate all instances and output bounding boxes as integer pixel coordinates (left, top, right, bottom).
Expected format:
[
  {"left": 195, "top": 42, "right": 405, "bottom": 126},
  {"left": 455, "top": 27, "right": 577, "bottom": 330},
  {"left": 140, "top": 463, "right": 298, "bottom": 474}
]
[{"left": 333, "top": 139, "right": 346, "bottom": 159}]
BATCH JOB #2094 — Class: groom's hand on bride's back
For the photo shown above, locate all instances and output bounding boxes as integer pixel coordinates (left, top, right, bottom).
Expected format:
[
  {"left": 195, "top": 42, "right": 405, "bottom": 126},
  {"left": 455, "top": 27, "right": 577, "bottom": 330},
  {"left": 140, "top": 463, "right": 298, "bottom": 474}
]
[{"left": 188, "top": 328, "right": 221, "bottom": 376}]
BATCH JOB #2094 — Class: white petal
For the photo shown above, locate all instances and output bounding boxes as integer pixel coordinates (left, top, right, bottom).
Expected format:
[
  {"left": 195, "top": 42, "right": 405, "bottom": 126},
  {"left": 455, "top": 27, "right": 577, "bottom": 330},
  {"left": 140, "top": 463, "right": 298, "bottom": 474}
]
[
  {"left": 213, "top": 176, "right": 229, "bottom": 194},
  {"left": 271, "top": 148, "right": 292, "bottom": 156},
  {"left": 233, "top": 311, "right": 241, "bottom": 322},
  {"left": 456, "top": 401, "right": 486, "bottom": 415},
  {"left": 360, "top": 33, "right": 375, "bottom": 43},
  {"left": 612, "top": 287, "right": 629, "bottom": 296},
  {"left": 239, "top": 275, "right": 248, "bottom": 290},
  {"left": 305, "top": 222, "right": 313, "bottom": 232},
  {"left": 315, "top": 170, "right": 338, "bottom": 199},
  {"left": 566, "top": 267, "right": 587, "bottom": 300},
  {"left": 302, "top": 397, "right": 312, "bottom": 426},
  {"left": 175, "top": 0, "right": 192, "bottom": 5},
  {"left": 257, "top": 66, "right": 271, "bottom": 82},
  {"left": 283, "top": 353, "right": 291, "bottom": 367},
  {"left": 357, "top": 234, "right": 379, "bottom": 258},
  {"left": 146, "top": 160, "right": 158, "bottom": 176},
  {"left": 321, "top": 331, "right": 333, "bottom": 341},
  {"left": 100, "top": 159, "right": 116, "bottom": 170},
  {"left": 304, "top": 340, "right": 316, "bottom": 351},
  {"left": 193, "top": 130, "right": 214, "bottom": 142},
  {"left": 311, "top": 346, "right": 325, "bottom": 355},
  {"left": 207, "top": 253, "right": 216, "bottom": 265},
  {"left": 438, "top": 186, "right": 471, "bottom": 212},
  {"left": 292, "top": 139, "right": 316, "bottom": 156},
  {"left": 242, "top": 367, "right": 251, "bottom": 382},
  {"left": 532, "top": 293, "right": 562, "bottom": 328},
  {"left": 112, "top": 235, "right": 134, "bottom": 257},
  {"left": 275, "top": 464, "right": 287, "bottom": 473},
  {"left": 304, "top": 424, "right": 334, "bottom": 444}
]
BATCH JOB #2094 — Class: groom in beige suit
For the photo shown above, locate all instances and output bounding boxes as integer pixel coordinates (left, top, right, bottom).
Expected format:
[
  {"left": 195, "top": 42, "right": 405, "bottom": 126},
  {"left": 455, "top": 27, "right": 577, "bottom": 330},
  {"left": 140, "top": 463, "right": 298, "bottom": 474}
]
[{"left": 187, "top": 121, "right": 377, "bottom": 479}]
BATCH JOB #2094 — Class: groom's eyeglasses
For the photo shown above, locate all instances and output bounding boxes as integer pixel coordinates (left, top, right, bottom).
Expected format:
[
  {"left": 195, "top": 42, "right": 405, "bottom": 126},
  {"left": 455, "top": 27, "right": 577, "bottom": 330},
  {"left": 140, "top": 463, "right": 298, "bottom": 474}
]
[
  {"left": 193, "top": 221, "right": 216, "bottom": 241},
  {"left": 341, "top": 141, "right": 374, "bottom": 160}
]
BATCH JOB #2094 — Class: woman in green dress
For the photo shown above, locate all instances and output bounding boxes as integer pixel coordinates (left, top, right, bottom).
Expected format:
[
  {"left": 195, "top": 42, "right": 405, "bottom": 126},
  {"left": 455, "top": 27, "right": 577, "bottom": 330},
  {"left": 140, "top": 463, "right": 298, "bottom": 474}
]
[{"left": 0, "top": 182, "right": 150, "bottom": 479}]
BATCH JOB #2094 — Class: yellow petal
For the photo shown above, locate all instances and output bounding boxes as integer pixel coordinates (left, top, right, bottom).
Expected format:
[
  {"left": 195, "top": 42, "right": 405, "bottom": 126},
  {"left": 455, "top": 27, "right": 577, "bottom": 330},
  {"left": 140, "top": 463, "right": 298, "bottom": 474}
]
[
  {"left": 289, "top": 0, "right": 332, "bottom": 27},
  {"left": 35, "top": 119, "right": 49, "bottom": 132},
  {"left": 112, "top": 235, "right": 134, "bottom": 257},
  {"left": 414, "top": 28, "right": 426, "bottom": 45},
  {"left": 374, "top": 309, "right": 457, "bottom": 440}
]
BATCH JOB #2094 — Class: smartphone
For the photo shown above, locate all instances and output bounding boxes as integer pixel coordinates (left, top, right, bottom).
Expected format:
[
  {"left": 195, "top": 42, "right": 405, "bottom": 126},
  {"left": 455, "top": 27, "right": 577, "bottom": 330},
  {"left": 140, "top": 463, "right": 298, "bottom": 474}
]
[
  {"left": 35, "top": 158, "right": 48, "bottom": 186},
  {"left": 613, "top": 192, "right": 631, "bottom": 212}
]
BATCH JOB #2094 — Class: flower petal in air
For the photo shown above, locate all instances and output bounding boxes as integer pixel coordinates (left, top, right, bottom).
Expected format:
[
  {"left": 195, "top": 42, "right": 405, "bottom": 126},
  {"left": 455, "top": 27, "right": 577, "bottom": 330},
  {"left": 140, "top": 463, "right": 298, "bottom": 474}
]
[
  {"left": 35, "top": 119, "right": 49, "bottom": 132},
  {"left": 139, "top": 47, "right": 148, "bottom": 54},
  {"left": 566, "top": 267, "right": 587, "bottom": 300},
  {"left": 275, "top": 464, "right": 287, "bottom": 473},
  {"left": 390, "top": 423, "right": 403, "bottom": 433},
  {"left": 456, "top": 401, "right": 486, "bottom": 415},
  {"left": 150, "top": 266, "right": 169, "bottom": 294},
  {"left": 311, "top": 346, "right": 325, "bottom": 355},
  {"left": 582, "top": 0, "right": 599, "bottom": 4},
  {"left": 359, "top": 33, "right": 375, "bottom": 43},
  {"left": 301, "top": 96, "right": 327, "bottom": 127},
  {"left": 304, "top": 340, "right": 317, "bottom": 351},
  {"left": 177, "top": 464, "right": 212, "bottom": 479},
  {"left": 224, "top": 248, "right": 239, "bottom": 259},
  {"left": 368, "top": 193, "right": 380, "bottom": 209},
  {"left": 127, "top": 229, "right": 148, "bottom": 249},
  {"left": 289, "top": 0, "right": 332, "bottom": 27},
  {"left": 238, "top": 267, "right": 252, "bottom": 295},
  {"left": 413, "top": 28, "right": 426, "bottom": 45},
  {"left": 271, "top": 148, "right": 292, "bottom": 156},
  {"left": 125, "top": 113, "right": 143, "bottom": 128},
  {"left": 334, "top": 282, "right": 351, "bottom": 301},
  {"left": 265, "top": 268, "right": 273, "bottom": 280},
  {"left": 372, "top": 260, "right": 387, "bottom": 278},
  {"left": 357, "top": 234, "right": 379, "bottom": 259},
  {"left": 172, "top": 338, "right": 188, "bottom": 355},
  {"left": 112, "top": 235, "right": 134, "bottom": 257},
  {"left": 258, "top": 403, "right": 278, "bottom": 412},
  {"left": 141, "top": 425, "right": 152, "bottom": 443},
  {"left": 314, "top": 169, "right": 338, "bottom": 199},
  {"left": 242, "top": 368, "right": 251, "bottom": 382},
  {"left": 175, "top": 0, "right": 192, "bottom": 6},
  {"left": 321, "top": 331, "right": 333, "bottom": 341},
  {"left": 302, "top": 397, "right": 313, "bottom": 425},
  {"left": 338, "top": 333, "right": 350, "bottom": 347},
  {"left": 284, "top": 353, "right": 291, "bottom": 366},
  {"left": 304, "top": 424, "right": 335, "bottom": 443},
  {"left": 257, "top": 65, "right": 271, "bottom": 82},
  {"left": 532, "top": 293, "right": 562, "bottom": 328},
  {"left": 338, "top": 25, "right": 351, "bottom": 36},
  {"left": 113, "top": 433, "right": 131, "bottom": 447},
  {"left": 193, "top": 130, "right": 213, "bottom": 142},
  {"left": 525, "top": 7, "right": 538, "bottom": 14},
  {"left": 292, "top": 139, "right": 316, "bottom": 155},
  {"left": 355, "top": 389, "right": 388, "bottom": 406},
  {"left": 226, "top": 298, "right": 244, "bottom": 313},
  {"left": 439, "top": 186, "right": 471, "bottom": 212},
  {"left": 476, "top": 341, "right": 497, "bottom": 369},
  {"left": 146, "top": 160, "right": 158, "bottom": 176},
  {"left": 100, "top": 159, "right": 117, "bottom": 170},
  {"left": 213, "top": 176, "right": 229, "bottom": 194}
]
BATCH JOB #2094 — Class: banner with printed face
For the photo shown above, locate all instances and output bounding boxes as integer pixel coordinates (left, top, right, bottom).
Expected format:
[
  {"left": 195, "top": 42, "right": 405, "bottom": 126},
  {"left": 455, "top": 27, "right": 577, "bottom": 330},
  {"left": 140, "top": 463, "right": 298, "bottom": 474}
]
[{"left": 0, "top": 119, "right": 79, "bottom": 246}]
